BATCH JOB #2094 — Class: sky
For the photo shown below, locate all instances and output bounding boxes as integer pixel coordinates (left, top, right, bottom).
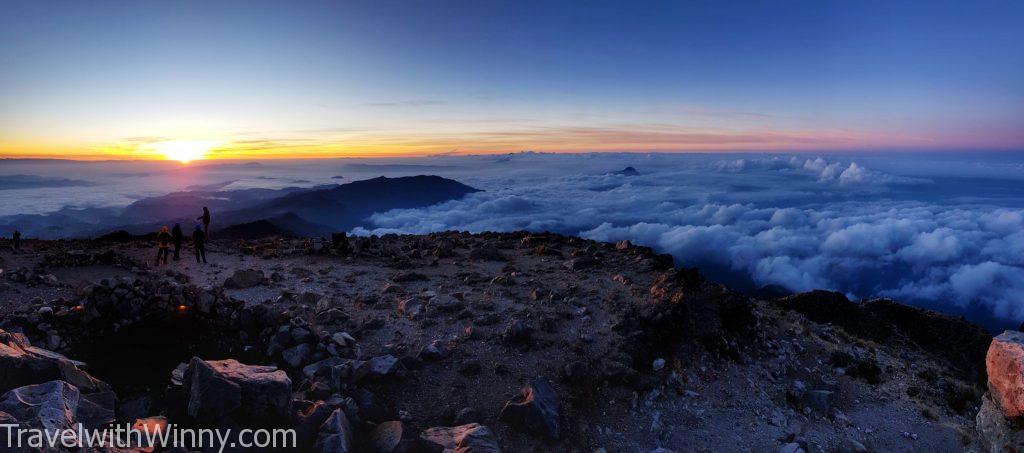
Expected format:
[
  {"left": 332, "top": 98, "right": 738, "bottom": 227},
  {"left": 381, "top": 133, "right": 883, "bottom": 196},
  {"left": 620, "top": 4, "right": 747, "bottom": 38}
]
[{"left": 1, "top": 0, "right": 1023, "bottom": 159}]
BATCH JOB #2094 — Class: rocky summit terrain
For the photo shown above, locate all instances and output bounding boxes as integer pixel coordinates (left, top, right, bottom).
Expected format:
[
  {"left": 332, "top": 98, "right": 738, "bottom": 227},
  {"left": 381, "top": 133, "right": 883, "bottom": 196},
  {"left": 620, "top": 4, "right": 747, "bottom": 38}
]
[{"left": 0, "top": 232, "right": 1014, "bottom": 452}]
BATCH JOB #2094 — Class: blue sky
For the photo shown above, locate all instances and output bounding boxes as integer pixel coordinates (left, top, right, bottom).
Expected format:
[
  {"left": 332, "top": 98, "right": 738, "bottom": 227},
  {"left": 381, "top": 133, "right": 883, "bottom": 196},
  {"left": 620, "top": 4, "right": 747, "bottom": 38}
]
[{"left": 1, "top": 0, "right": 1022, "bottom": 157}]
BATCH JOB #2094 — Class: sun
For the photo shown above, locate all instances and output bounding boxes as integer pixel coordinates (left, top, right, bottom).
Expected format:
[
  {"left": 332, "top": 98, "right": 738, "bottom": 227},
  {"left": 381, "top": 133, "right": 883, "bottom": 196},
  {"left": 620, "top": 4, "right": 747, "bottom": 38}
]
[{"left": 150, "top": 140, "right": 217, "bottom": 163}]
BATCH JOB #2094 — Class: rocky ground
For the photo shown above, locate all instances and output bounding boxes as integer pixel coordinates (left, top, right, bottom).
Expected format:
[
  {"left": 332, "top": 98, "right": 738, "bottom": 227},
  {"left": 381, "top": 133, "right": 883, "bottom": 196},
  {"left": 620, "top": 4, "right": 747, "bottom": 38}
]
[{"left": 0, "top": 232, "right": 1000, "bottom": 452}]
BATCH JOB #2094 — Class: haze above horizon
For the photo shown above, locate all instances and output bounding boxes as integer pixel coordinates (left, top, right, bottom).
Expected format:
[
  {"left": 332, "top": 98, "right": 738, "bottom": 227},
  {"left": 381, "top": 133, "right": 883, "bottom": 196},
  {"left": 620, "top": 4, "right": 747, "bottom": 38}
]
[{"left": 1, "top": 0, "right": 1022, "bottom": 160}]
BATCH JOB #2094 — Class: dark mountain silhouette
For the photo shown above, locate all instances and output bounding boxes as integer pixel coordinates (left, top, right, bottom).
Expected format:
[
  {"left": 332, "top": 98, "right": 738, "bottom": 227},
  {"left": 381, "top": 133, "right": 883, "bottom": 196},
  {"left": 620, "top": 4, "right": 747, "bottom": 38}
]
[
  {"left": 610, "top": 166, "right": 640, "bottom": 176},
  {"left": 215, "top": 217, "right": 297, "bottom": 239},
  {"left": 118, "top": 185, "right": 334, "bottom": 223},
  {"left": 223, "top": 175, "right": 480, "bottom": 233},
  {"left": 0, "top": 174, "right": 94, "bottom": 190},
  {"left": 1, "top": 175, "right": 478, "bottom": 238}
]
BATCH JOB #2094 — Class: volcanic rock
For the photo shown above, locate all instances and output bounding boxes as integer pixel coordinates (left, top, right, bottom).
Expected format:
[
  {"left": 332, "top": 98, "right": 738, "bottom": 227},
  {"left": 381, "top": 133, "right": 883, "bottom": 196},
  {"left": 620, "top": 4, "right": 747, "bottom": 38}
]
[
  {"left": 977, "top": 392, "right": 1024, "bottom": 452},
  {"left": 184, "top": 357, "right": 292, "bottom": 423},
  {"left": 370, "top": 420, "right": 418, "bottom": 453},
  {"left": 986, "top": 330, "right": 1024, "bottom": 418},
  {"left": 0, "top": 380, "right": 80, "bottom": 433},
  {"left": 313, "top": 408, "right": 354, "bottom": 453},
  {"left": 224, "top": 268, "right": 265, "bottom": 289},
  {"left": 499, "top": 377, "right": 561, "bottom": 440},
  {"left": 420, "top": 423, "right": 501, "bottom": 453},
  {"left": 283, "top": 343, "right": 313, "bottom": 368},
  {"left": 0, "top": 328, "right": 109, "bottom": 395}
]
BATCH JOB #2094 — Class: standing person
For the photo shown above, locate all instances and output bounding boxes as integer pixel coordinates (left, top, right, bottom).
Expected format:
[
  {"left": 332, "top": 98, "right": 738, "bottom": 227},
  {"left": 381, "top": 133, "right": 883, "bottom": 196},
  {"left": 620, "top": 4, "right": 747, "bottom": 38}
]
[
  {"left": 156, "top": 226, "right": 171, "bottom": 265},
  {"left": 12, "top": 229, "right": 20, "bottom": 251},
  {"left": 197, "top": 207, "right": 211, "bottom": 237},
  {"left": 171, "top": 223, "right": 183, "bottom": 261},
  {"left": 193, "top": 224, "right": 208, "bottom": 264}
]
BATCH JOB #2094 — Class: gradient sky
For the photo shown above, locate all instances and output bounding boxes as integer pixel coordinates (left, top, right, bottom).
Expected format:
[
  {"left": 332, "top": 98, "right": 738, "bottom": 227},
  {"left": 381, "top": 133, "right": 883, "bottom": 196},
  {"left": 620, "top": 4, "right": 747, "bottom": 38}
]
[{"left": 1, "top": 0, "right": 1022, "bottom": 159}]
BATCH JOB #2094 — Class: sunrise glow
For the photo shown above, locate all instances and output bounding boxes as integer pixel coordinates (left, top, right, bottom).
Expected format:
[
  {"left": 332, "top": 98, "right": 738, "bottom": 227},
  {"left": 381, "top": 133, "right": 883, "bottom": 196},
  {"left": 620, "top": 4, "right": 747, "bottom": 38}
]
[{"left": 147, "top": 140, "right": 218, "bottom": 163}]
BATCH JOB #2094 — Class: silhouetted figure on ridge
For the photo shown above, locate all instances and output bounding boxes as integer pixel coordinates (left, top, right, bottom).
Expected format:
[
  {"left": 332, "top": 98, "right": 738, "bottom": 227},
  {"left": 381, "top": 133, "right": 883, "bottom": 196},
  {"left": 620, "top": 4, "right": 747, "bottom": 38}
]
[
  {"left": 197, "top": 207, "right": 211, "bottom": 237},
  {"left": 12, "top": 229, "right": 21, "bottom": 251},
  {"left": 193, "top": 224, "right": 207, "bottom": 264},
  {"left": 171, "top": 223, "right": 183, "bottom": 261},
  {"left": 155, "top": 226, "right": 171, "bottom": 265}
]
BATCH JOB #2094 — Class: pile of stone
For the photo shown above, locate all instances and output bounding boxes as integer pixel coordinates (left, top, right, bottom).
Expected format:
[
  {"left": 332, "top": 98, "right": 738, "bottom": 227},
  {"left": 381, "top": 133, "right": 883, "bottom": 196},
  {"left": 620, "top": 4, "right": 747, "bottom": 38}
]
[
  {"left": 41, "top": 249, "right": 121, "bottom": 268},
  {"left": 3, "top": 266, "right": 60, "bottom": 287}
]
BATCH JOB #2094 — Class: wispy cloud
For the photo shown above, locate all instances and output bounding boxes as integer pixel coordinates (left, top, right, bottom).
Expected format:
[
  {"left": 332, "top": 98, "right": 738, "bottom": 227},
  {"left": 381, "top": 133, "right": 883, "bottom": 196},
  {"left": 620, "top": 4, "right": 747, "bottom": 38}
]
[{"left": 363, "top": 99, "right": 447, "bottom": 108}]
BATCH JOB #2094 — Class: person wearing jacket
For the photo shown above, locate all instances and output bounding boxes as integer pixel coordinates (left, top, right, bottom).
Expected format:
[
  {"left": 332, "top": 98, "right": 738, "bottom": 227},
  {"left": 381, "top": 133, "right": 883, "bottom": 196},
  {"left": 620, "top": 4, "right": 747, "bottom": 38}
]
[
  {"left": 193, "top": 224, "right": 208, "bottom": 264},
  {"left": 171, "top": 223, "right": 183, "bottom": 261},
  {"left": 156, "top": 226, "right": 171, "bottom": 265}
]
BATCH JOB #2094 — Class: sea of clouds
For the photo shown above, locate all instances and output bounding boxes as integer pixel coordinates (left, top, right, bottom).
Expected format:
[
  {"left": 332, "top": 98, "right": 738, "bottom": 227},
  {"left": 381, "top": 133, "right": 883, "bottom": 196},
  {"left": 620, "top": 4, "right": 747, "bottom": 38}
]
[{"left": 3, "top": 152, "right": 1024, "bottom": 327}]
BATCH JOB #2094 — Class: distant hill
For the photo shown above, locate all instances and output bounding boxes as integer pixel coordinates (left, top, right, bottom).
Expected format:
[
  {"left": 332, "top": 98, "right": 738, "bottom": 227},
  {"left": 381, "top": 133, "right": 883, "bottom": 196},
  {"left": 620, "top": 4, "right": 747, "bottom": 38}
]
[
  {"left": 214, "top": 218, "right": 297, "bottom": 239},
  {"left": 2, "top": 175, "right": 479, "bottom": 239},
  {"left": 223, "top": 175, "right": 480, "bottom": 234},
  {"left": 609, "top": 166, "right": 640, "bottom": 176}
]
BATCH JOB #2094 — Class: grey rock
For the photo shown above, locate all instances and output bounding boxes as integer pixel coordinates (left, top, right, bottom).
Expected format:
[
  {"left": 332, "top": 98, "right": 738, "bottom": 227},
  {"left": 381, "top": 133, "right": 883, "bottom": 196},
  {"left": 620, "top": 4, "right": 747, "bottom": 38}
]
[
  {"left": 313, "top": 408, "right": 353, "bottom": 453},
  {"left": 283, "top": 343, "right": 313, "bottom": 368},
  {"left": 185, "top": 357, "right": 291, "bottom": 423},
  {"left": 499, "top": 377, "right": 561, "bottom": 440},
  {"left": 978, "top": 391, "right": 1024, "bottom": 453},
  {"left": 370, "top": 420, "right": 417, "bottom": 453},
  {"left": 224, "top": 268, "right": 265, "bottom": 289},
  {"left": 420, "top": 423, "right": 501, "bottom": 453},
  {"left": 0, "top": 380, "right": 80, "bottom": 433}
]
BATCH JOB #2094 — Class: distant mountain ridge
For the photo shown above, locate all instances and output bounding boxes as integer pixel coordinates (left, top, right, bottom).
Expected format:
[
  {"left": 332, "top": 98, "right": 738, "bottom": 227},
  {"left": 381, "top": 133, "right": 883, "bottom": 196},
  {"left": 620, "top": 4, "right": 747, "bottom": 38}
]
[
  {"left": 223, "top": 175, "right": 480, "bottom": 234},
  {"left": 0, "top": 175, "right": 480, "bottom": 238}
]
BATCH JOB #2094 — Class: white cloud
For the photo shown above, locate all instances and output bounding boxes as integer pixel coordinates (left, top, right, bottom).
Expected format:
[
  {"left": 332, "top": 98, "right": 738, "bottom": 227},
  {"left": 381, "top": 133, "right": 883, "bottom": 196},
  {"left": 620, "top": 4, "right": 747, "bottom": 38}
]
[{"left": 352, "top": 153, "right": 1024, "bottom": 325}]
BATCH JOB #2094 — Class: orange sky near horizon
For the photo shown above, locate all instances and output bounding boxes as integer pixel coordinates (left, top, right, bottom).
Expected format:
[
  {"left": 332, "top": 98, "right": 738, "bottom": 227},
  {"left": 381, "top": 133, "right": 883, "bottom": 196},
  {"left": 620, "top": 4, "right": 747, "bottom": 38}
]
[{"left": 0, "top": 123, "right": 976, "bottom": 161}]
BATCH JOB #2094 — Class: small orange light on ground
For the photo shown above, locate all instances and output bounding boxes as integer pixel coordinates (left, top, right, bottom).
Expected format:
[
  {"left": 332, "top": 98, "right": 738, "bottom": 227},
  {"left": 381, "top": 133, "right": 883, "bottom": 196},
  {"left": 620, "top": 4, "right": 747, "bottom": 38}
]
[
  {"left": 177, "top": 304, "right": 187, "bottom": 311},
  {"left": 73, "top": 305, "right": 83, "bottom": 311}
]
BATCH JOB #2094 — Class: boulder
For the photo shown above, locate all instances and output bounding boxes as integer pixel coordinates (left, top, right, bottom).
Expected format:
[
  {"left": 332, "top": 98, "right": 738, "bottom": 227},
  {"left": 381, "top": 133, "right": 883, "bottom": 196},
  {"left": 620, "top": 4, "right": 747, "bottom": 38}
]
[
  {"left": 313, "top": 408, "right": 354, "bottom": 453},
  {"left": 283, "top": 343, "right": 313, "bottom": 368},
  {"left": 987, "top": 330, "right": 1024, "bottom": 417},
  {"left": 77, "top": 390, "right": 117, "bottom": 430},
  {"left": 355, "top": 355, "right": 400, "bottom": 381},
  {"left": 0, "top": 328, "right": 110, "bottom": 395},
  {"left": 184, "top": 357, "right": 291, "bottom": 423},
  {"left": 0, "top": 380, "right": 80, "bottom": 433},
  {"left": 977, "top": 392, "right": 1024, "bottom": 452},
  {"left": 295, "top": 400, "right": 336, "bottom": 450},
  {"left": 351, "top": 388, "right": 391, "bottom": 424},
  {"left": 370, "top": 420, "right": 418, "bottom": 453},
  {"left": 420, "top": 423, "right": 501, "bottom": 453},
  {"left": 499, "top": 378, "right": 561, "bottom": 440},
  {"left": 224, "top": 269, "right": 265, "bottom": 289}
]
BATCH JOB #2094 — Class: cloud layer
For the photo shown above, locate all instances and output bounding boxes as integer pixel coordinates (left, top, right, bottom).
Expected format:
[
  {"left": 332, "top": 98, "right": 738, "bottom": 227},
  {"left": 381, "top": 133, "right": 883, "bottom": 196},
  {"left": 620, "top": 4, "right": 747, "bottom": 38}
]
[
  {"left": 350, "top": 152, "right": 1024, "bottom": 326},
  {"left": 5, "top": 152, "right": 1024, "bottom": 327}
]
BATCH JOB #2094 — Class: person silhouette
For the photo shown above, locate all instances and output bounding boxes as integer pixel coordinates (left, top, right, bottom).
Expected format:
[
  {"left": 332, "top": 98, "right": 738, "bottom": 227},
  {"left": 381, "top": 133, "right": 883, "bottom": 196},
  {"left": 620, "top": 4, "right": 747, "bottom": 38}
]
[
  {"left": 155, "top": 226, "right": 171, "bottom": 265},
  {"left": 197, "top": 207, "right": 211, "bottom": 237},
  {"left": 193, "top": 224, "right": 208, "bottom": 264},
  {"left": 12, "top": 229, "right": 21, "bottom": 251},
  {"left": 171, "top": 223, "right": 183, "bottom": 261}
]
